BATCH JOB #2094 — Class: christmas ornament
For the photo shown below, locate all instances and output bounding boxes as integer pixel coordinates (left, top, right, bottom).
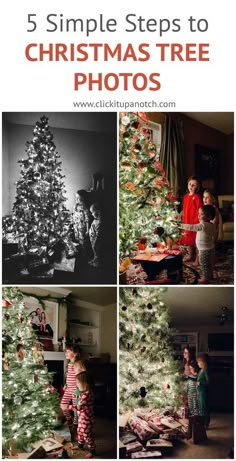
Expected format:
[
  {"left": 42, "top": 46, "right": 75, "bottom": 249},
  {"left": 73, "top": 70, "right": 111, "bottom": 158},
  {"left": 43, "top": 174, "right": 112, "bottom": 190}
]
[
  {"left": 2, "top": 299, "right": 12, "bottom": 307},
  {"left": 139, "top": 386, "right": 147, "bottom": 398},
  {"left": 29, "top": 151, "right": 38, "bottom": 159},
  {"left": 147, "top": 303, "right": 153, "bottom": 310},
  {"left": 121, "top": 115, "right": 130, "bottom": 126},
  {"left": 122, "top": 306, "right": 127, "bottom": 311},
  {"left": 137, "top": 236, "right": 147, "bottom": 251},
  {"left": 131, "top": 121, "right": 139, "bottom": 129},
  {"left": 154, "top": 226, "right": 165, "bottom": 236},
  {"left": 14, "top": 396, "right": 23, "bottom": 405},
  {"left": 33, "top": 172, "right": 42, "bottom": 180},
  {"left": 16, "top": 344, "right": 25, "bottom": 362}
]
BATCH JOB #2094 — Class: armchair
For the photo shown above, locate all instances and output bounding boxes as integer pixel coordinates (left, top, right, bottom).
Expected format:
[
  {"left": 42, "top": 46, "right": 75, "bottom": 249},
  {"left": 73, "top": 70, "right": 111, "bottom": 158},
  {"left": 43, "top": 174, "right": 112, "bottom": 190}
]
[{"left": 218, "top": 195, "right": 234, "bottom": 241}]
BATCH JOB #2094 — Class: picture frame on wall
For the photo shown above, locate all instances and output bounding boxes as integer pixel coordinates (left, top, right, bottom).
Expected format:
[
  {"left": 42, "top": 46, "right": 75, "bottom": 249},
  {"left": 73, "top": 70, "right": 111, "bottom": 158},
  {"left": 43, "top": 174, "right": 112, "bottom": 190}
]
[{"left": 23, "top": 295, "right": 59, "bottom": 347}]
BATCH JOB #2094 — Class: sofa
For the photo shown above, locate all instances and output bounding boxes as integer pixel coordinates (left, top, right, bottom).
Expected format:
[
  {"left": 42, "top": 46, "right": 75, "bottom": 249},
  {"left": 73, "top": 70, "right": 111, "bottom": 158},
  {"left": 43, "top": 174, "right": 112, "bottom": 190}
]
[{"left": 218, "top": 195, "right": 234, "bottom": 241}]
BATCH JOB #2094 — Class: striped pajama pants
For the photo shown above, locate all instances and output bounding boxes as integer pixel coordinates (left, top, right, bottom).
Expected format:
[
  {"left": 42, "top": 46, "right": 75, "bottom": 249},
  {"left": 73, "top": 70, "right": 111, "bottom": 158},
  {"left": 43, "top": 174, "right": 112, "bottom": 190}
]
[{"left": 60, "top": 386, "right": 77, "bottom": 424}]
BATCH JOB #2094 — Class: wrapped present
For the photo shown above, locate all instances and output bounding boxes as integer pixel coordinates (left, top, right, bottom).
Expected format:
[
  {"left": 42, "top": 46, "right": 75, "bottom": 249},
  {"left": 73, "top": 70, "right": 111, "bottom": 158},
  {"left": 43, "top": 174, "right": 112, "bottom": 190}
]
[
  {"left": 131, "top": 449, "right": 162, "bottom": 458},
  {"left": 119, "top": 257, "right": 131, "bottom": 273},
  {"left": 53, "top": 257, "right": 75, "bottom": 272},
  {"left": 31, "top": 437, "right": 63, "bottom": 453},
  {"left": 120, "top": 432, "right": 138, "bottom": 445},
  {"left": 24, "top": 446, "right": 46, "bottom": 458},
  {"left": 148, "top": 417, "right": 166, "bottom": 433},
  {"left": 160, "top": 428, "right": 185, "bottom": 442},
  {"left": 129, "top": 416, "right": 156, "bottom": 442},
  {"left": 179, "top": 418, "right": 189, "bottom": 430},
  {"left": 126, "top": 441, "right": 143, "bottom": 454},
  {"left": 176, "top": 406, "right": 189, "bottom": 419},
  {"left": 134, "top": 408, "right": 160, "bottom": 422},
  {"left": 2, "top": 243, "right": 19, "bottom": 258},
  {"left": 146, "top": 439, "right": 173, "bottom": 453},
  {"left": 160, "top": 417, "right": 181, "bottom": 429},
  {"left": 159, "top": 433, "right": 179, "bottom": 442},
  {"left": 126, "top": 263, "right": 148, "bottom": 285},
  {"left": 162, "top": 406, "right": 174, "bottom": 417},
  {"left": 28, "top": 246, "right": 46, "bottom": 256}
]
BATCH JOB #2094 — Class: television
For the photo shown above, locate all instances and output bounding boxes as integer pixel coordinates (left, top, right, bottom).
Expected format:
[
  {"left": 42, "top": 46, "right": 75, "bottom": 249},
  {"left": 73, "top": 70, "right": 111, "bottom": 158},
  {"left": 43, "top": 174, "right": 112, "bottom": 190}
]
[{"left": 208, "top": 333, "right": 233, "bottom": 351}]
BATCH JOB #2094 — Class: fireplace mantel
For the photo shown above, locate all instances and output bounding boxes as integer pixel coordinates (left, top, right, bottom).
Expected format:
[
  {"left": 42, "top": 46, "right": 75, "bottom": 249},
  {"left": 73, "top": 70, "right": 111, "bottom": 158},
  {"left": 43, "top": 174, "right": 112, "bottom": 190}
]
[{"left": 44, "top": 351, "right": 66, "bottom": 374}]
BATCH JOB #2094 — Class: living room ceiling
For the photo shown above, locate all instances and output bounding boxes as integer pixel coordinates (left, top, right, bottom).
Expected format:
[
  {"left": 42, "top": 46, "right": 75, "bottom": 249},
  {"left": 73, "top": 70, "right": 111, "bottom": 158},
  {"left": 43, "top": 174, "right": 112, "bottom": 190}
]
[
  {"left": 22, "top": 286, "right": 116, "bottom": 307},
  {"left": 182, "top": 112, "right": 234, "bottom": 135},
  {"left": 164, "top": 287, "right": 234, "bottom": 326},
  {"left": 3, "top": 112, "right": 116, "bottom": 133}
]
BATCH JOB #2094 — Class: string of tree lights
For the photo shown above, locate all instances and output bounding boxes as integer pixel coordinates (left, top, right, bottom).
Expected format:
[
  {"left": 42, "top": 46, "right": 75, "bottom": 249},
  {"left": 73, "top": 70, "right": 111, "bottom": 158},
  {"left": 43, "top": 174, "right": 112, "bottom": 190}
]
[
  {"left": 119, "top": 287, "right": 183, "bottom": 413},
  {"left": 2, "top": 287, "right": 59, "bottom": 455},
  {"left": 119, "top": 112, "right": 182, "bottom": 258},
  {"left": 7, "top": 115, "right": 71, "bottom": 255}
]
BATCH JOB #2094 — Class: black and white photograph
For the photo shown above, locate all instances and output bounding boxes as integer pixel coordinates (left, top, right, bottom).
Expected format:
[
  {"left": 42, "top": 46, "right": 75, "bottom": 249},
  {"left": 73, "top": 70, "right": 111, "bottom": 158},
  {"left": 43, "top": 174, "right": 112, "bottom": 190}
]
[{"left": 2, "top": 112, "right": 117, "bottom": 284}]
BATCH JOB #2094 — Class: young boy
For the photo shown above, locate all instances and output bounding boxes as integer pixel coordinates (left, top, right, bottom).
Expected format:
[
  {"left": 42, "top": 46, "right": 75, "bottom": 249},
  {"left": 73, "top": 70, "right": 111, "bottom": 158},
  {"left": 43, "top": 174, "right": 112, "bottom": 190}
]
[
  {"left": 181, "top": 204, "right": 216, "bottom": 283},
  {"left": 89, "top": 202, "right": 103, "bottom": 268}
]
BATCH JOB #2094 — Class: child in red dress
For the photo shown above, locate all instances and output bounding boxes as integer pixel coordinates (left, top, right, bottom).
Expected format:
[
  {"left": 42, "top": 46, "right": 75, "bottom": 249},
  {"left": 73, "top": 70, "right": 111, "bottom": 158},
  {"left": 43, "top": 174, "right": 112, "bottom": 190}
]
[
  {"left": 76, "top": 371, "right": 96, "bottom": 458},
  {"left": 181, "top": 176, "right": 203, "bottom": 263}
]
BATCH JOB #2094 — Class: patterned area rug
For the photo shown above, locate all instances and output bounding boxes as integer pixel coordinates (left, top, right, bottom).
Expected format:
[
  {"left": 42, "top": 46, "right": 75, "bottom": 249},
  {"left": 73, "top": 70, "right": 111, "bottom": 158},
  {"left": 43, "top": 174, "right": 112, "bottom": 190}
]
[
  {"left": 182, "top": 244, "right": 234, "bottom": 285},
  {"left": 122, "top": 243, "right": 234, "bottom": 285}
]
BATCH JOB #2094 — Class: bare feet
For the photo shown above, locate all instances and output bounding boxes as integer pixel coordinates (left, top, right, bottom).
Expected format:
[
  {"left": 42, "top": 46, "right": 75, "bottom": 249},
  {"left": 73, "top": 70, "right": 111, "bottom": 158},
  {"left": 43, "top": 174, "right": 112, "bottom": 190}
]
[
  {"left": 191, "top": 261, "right": 199, "bottom": 267},
  {"left": 198, "top": 278, "right": 208, "bottom": 284}
]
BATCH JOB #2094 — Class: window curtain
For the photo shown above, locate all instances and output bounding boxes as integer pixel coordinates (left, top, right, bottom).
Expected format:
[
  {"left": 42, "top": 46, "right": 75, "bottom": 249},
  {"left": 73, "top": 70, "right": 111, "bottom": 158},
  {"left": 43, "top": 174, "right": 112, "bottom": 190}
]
[{"left": 159, "top": 115, "right": 185, "bottom": 202}]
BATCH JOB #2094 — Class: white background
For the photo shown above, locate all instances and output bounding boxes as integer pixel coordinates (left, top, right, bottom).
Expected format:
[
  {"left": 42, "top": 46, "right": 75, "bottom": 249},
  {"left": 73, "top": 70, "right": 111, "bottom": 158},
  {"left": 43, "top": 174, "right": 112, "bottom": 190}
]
[{"left": 0, "top": 0, "right": 235, "bottom": 111}]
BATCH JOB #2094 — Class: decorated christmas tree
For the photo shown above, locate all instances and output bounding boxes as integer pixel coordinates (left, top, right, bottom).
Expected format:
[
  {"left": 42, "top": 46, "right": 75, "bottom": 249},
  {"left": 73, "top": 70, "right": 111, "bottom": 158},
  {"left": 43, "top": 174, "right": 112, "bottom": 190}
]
[
  {"left": 9, "top": 115, "right": 70, "bottom": 254},
  {"left": 119, "top": 112, "right": 182, "bottom": 257},
  {"left": 2, "top": 287, "right": 59, "bottom": 455},
  {"left": 119, "top": 287, "right": 183, "bottom": 413}
]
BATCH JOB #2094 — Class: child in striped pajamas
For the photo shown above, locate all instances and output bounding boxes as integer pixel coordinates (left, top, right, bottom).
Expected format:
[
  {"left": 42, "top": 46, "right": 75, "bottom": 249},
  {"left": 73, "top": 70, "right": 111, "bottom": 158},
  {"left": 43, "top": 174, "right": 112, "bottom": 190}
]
[
  {"left": 187, "top": 361, "right": 199, "bottom": 417},
  {"left": 73, "top": 359, "right": 88, "bottom": 425},
  {"left": 75, "top": 371, "right": 96, "bottom": 458},
  {"left": 180, "top": 204, "right": 216, "bottom": 283},
  {"left": 60, "top": 344, "right": 81, "bottom": 441}
]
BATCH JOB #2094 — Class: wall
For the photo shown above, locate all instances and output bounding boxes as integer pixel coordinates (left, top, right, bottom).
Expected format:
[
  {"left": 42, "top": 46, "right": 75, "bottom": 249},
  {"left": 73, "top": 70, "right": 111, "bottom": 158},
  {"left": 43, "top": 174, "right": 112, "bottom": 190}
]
[
  {"left": 2, "top": 116, "right": 117, "bottom": 214},
  {"left": 58, "top": 303, "right": 67, "bottom": 339},
  {"left": 175, "top": 323, "right": 233, "bottom": 355},
  {"left": 100, "top": 304, "right": 117, "bottom": 363},
  {"left": 2, "top": 118, "right": 9, "bottom": 216},
  {"left": 148, "top": 112, "right": 234, "bottom": 194}
]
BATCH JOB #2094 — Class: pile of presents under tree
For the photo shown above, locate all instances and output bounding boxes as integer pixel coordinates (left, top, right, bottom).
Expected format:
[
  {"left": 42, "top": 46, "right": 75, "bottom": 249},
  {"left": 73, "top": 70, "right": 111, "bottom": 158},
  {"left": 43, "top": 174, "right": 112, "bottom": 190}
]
[
  {"left": 119, "top": 406, "right": 206, "bottom": 459},
  {"left": 5, "top": 432, "right": 72, "bottom": 459}
]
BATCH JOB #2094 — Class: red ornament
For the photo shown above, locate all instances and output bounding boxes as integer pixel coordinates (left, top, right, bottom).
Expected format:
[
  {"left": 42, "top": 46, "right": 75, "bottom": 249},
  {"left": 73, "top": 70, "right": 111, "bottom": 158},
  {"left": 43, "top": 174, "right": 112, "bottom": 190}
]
[
  {"left": 137, "top": 236, "right": 147, "bottom": 251},
  {"left": 125, "top": 182, "right": 135, "bottom": 191},
  {"left": 2, "top": 299, "right": 12, "bottom": 307}
]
